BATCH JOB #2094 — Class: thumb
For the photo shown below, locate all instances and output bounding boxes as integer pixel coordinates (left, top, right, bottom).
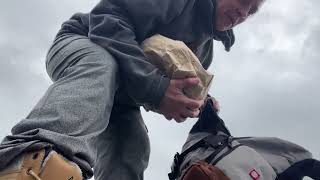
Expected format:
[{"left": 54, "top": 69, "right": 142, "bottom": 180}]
[{"left": 180, "top": 77, "right": 200, "bottom": 89}]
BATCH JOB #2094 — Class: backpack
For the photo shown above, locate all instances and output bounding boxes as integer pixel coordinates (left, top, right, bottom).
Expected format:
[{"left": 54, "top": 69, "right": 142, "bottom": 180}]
[{"left": 168, "top": 98, "right": 319, "bottom": 180}]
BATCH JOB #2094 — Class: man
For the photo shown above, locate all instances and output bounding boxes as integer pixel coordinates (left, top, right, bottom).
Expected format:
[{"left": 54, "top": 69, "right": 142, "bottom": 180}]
[{"left": 0, "top": 0, "right": 265, "bottom": 179}]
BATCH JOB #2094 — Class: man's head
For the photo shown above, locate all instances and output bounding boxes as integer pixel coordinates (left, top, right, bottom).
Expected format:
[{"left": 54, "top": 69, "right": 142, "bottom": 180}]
[{"left": 215, "top": 0, "right": 265, "bottom": 31}]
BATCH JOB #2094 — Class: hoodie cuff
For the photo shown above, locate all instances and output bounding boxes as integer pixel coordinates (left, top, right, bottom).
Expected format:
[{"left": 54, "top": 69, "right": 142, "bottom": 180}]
[{"left": 144, "top": 75, "right": 170, "bottom": 110}]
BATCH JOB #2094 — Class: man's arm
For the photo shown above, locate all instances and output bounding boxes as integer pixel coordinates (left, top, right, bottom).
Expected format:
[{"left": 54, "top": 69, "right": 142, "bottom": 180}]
[{"left": 88, "top": 0, "right": 187, "bottom": 109}]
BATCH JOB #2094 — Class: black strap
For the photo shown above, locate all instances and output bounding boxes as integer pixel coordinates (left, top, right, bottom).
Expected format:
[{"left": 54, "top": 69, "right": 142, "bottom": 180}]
[
  {"left": 168, "top": 139, "right": 206, "bottom": 180},
  {"left": 204, "top": 135, "right": 235, "bottom": 164},
  {"left": 211, "top": 143, "right": 243, "bottom": 165},
  {"left": 168, "top": 135, "right": 230, "bottom": 180}
]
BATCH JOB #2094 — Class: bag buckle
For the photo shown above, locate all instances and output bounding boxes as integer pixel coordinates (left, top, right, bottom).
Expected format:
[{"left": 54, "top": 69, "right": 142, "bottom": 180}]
[{"left": 227, "top": 136, "right": 234, "bottom": 148}]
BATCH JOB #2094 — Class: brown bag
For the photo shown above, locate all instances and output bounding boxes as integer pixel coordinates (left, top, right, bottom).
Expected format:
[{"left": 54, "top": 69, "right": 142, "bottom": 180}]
[
  {"left": 142, "top": 34, "right": 214, "bottom": 100},
  {"left": 181, "top": 161, "right": 230, "bottom": 180}
]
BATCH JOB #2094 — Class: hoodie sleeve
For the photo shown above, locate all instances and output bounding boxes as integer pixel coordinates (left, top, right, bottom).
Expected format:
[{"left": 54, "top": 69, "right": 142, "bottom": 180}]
[{"left": 88, "top": 0, "right": 187, "bottom": 108}]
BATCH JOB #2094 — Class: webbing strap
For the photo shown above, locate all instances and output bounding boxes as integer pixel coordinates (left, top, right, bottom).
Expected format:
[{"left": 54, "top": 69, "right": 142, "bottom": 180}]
[
  {"left": 168, "top": 139, "right": 206, "bottom": 180},
  {"left": 204, "top": 136, "right": 234, "bottom": 164},
  {"left": 168, "top": 135, "right": 230, "bottom": 180}
]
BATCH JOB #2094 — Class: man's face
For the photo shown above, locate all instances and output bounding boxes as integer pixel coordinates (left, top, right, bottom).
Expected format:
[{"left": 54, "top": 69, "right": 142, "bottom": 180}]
[{"left": 215, "top": 0, "right": 265, "bottom": 31}]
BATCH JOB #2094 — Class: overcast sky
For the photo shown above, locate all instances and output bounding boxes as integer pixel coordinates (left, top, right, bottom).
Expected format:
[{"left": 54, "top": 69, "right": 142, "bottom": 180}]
[{"left": 0, "top": 0, "right": 319, "bottom": 179}]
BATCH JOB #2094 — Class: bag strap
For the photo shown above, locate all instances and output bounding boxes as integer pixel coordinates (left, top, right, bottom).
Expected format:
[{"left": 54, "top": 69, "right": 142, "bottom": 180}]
[
  {"left": 168, "top": 134, "right": 230, "bottom": 180},
  {"left": 168, "top": 139, "right": 206, "bottom": 180},
  {"left": 204, "top": 136, "right": 234, "bottom": 164}
]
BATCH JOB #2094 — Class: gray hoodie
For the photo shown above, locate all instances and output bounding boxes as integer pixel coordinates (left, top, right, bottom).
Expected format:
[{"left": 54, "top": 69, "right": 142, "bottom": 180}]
[{"left": 56, "top": 0, "right": 235, "bottom": 108}]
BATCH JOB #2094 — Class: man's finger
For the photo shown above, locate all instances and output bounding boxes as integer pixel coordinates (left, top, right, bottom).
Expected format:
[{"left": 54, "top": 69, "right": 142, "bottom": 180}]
[
  {"left": 181, "top": 108, "right": 200, "bottom": 118},
  {"left": 207, "top": 97, "right": 220, "bottom": 112},
  {"left": 213, "top": 100, "right": 220, "bottom": 112},
  {"left": 175, "top": 77, "right": 199, "bottom": 89},
  {"left": 182, "top": 77, "right": 200, "bottom": 88},
  {"left": 185, "top": 98, "right": 204, "bottom": 110},
  {"left": 165, "top": 115, "right": 173, "bottom": 121},
  {"left": 174, "top": 116, "right": 187, "bottom": 123}
]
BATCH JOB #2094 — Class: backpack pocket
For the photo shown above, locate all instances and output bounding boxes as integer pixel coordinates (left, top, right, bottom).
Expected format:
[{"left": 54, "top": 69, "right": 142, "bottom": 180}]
[
  {"left": 178, "top": 138, "right": 277, "bottom": 180},
  {"left": 214, "top": 145, "right": 277, "bottom": 180}
]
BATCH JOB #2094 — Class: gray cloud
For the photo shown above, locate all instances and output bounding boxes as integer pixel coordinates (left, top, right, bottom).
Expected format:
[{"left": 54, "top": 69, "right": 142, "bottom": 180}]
[
  {"left": 0, "top": 0, "right": 99, "bottom": 137},
  {"left": 0, "top": 0, "right": 319, "bottom": 180},
  {"left": 206, "top": 0, "right": 320, "bottom": 160}
]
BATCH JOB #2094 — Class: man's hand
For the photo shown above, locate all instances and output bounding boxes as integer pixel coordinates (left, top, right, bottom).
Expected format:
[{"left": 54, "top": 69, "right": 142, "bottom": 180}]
[
  {"left": 206, "top": 96, "right": 221, "bottom": 113},
  {"left": 158, "top": 77, "right": 205, "bottom": 123}
]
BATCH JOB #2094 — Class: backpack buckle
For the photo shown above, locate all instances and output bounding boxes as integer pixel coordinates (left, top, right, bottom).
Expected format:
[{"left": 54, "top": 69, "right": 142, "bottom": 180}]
[{"left": 227, "top": 136, "right": 234, "bottom": 148}]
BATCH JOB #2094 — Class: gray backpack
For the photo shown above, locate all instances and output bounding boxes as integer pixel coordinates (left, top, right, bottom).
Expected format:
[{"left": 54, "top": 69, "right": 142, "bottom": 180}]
[{"left": 168, "top": 99, "right": 319, "bottom": 180}]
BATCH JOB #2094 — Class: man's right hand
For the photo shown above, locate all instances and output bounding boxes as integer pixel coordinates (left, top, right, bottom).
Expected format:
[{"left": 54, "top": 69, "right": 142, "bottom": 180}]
[{"left": 158, "top": 77, "right": 205, "bottom": 123}]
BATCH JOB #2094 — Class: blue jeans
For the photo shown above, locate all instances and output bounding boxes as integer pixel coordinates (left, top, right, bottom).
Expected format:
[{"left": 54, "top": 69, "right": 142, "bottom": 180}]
[{"left": 0, "top": 34, "right": 150, "bottom": 180}]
